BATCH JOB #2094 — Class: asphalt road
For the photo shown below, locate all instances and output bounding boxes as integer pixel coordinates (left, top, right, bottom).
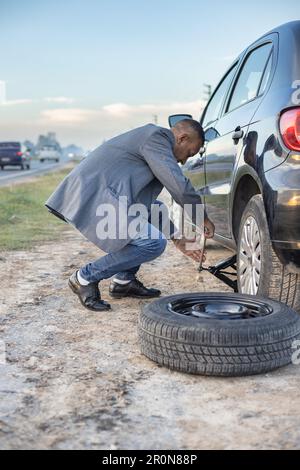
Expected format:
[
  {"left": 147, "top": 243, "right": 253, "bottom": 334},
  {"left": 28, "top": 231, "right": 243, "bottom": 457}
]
[{"left": 0, "top": 157, "right": 72, "bottom": 187}]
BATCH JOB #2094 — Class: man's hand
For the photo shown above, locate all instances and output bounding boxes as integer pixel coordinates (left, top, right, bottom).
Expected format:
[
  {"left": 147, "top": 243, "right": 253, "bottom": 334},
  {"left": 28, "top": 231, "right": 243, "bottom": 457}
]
[
  {"left": 172, "top": 237, "right": 206, "bottom": 262},
  {"left": 204, "top": 217, "right": 215, "bottom": 239}
]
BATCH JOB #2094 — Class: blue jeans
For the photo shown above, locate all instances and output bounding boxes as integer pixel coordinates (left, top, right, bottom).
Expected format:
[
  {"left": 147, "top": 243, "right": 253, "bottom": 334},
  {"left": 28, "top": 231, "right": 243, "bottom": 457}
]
[{"left": 79, "top": 221, "right": 167, "bottom": 283}]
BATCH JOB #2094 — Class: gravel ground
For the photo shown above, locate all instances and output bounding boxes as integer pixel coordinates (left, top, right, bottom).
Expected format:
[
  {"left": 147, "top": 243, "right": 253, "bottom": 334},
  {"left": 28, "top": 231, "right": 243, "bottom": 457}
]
[{"left": 0, "top": 228, "right": 300, "bottom": 450}]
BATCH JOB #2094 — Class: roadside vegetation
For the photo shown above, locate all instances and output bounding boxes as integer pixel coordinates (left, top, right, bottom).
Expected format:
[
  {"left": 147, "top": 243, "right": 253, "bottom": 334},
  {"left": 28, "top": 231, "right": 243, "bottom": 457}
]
[{"left": 0, "top": 167, "right": 74, "bottom": 250}]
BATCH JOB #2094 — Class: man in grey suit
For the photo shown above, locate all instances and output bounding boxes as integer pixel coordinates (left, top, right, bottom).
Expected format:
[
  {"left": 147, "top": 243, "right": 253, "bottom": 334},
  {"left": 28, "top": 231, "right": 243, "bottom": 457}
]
[{"left": 45, "top": 119, "right": 214, "bottom": 312}]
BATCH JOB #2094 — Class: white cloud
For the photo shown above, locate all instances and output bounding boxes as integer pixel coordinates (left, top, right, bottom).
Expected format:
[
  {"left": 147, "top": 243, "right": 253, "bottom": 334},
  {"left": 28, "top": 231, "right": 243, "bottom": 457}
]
[
  {"left": 0, "top": 80, "right": 75, "bottom": 106},
  {"left": 40, "top": 108, "right": 99, "bottom": 124},
  {"left": 0, "top": 79, "right": 34, "bottom": 106},
  {"left": 102, "top": 103, "right": 132, "bottom": 117},
  {"left": 0, "top": 98, "right": 34, "bottom": 106},
  {"left": 40, "top": 99, "right": 205, "bottom": 127},
  {"left": 44, "top": 96, "right": 75, "bottom": 104},
  {"left": 103, "top": 100, "right": 205, "bottom": 118},
  {"left": 0, "top": 97, "right": 75, "bottom": 106}
]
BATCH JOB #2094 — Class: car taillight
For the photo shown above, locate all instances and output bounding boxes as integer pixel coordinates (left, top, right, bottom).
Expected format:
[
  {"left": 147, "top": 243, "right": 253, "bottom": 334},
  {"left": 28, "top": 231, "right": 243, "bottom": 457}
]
[
  {"left": 279, "top": 108, "right": 300, "bottom": 152},
  {"left": 16, "top": 151, "right": 22, "bottom": 156}
]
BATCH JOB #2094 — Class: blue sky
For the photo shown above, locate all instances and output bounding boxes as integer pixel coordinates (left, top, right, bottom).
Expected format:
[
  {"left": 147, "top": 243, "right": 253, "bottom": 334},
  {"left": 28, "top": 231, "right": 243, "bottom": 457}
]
[{"left": 0, "top": 0, "right": 299, "bottom": 148}]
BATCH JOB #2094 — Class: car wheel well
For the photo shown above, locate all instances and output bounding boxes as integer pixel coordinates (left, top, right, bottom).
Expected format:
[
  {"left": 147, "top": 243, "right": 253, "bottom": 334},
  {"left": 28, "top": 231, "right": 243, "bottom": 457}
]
[{"left": 232, "top": 176, "right": 260, "bottom": 243}]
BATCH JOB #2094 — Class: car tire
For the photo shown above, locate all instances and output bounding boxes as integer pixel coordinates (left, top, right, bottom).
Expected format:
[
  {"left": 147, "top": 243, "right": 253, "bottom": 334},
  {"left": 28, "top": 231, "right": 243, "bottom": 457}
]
[
  {"left": 237, "top": 195, "right": 300, "bottom": 312},
  {"left": 26, "top": 164, "right": 30, "bottom": 170},
  {"left": 138, "top": 293, "right": 300, "bottom": 376},
  {"left": 20, "top": 164, "right": 24, "bottom": 170},
  {"left": 40, "top": 159, "right": 44, "bottom": 163}
]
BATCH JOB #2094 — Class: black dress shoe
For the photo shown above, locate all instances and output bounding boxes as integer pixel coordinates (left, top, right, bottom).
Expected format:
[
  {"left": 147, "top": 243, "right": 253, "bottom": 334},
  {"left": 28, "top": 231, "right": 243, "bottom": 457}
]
[
  {"left": 109, "top": 278, "right": 161, "bottom": 298},
  {"left": 68, "top": 271, "right": 111, "bottom": 311}
]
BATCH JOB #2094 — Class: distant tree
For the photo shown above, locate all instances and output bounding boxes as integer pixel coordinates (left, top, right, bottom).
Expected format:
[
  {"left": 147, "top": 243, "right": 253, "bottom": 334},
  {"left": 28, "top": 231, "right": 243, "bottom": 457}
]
[
  {"left": 24, "top": 140, "right": 35, "bottom": 151},
  {"left": 63, "top": 144, "right": 84, "bottom": 159}
]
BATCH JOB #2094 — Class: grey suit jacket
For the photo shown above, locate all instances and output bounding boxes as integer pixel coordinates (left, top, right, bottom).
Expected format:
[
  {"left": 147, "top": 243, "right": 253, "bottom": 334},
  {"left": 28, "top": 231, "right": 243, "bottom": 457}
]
[{"left": 45, "top": 124, "right": 205, "bottom": 253}]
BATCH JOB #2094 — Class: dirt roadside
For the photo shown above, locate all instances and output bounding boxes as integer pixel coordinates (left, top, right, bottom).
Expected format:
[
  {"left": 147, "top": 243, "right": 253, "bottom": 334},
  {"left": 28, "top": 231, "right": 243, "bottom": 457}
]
[{"left": 0, "top": 228, "right": 300, "bottom": 450}]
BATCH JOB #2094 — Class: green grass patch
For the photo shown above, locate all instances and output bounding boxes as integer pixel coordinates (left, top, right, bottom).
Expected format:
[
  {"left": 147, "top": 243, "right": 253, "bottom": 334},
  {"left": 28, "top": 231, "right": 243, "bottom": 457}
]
[{"left": 0, "top": 167, "right": 74, "bottom": 250}]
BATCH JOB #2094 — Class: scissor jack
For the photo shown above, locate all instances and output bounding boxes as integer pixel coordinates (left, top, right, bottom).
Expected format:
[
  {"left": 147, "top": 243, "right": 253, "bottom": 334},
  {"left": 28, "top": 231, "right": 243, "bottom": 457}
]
[{"left": 198, "top": 238, "right": 238, "bottom": 292}]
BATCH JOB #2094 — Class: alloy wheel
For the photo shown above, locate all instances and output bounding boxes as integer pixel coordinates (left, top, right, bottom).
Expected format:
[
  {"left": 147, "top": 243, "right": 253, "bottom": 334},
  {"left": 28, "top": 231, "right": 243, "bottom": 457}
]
[{"left": 239, "top": 216, "right": 261, "bottom": 295}]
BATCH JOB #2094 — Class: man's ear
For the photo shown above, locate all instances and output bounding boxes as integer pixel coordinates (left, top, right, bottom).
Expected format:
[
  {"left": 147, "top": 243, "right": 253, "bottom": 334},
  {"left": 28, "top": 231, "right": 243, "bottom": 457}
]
[{"left": 179, "top": 133, "right": 189, "bottom": 144}]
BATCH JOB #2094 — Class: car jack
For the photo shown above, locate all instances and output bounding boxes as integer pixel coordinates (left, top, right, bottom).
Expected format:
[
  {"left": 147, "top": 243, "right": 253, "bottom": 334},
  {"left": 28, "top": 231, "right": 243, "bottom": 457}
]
[
  {"left": 198, "top": 238, "right": 238, "bottom": 292},
  {"left": 198, "top": 255, "right": 238, "bottom": 292}
]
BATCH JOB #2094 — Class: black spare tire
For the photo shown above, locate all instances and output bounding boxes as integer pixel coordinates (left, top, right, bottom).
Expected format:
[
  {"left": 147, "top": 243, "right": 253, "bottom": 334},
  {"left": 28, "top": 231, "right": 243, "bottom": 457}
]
[{"left": 138, "top": 293, "right": 300, "bottom": 377}]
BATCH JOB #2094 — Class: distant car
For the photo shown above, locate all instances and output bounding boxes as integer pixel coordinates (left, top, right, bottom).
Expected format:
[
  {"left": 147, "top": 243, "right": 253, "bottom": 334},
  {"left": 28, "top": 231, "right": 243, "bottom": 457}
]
[
  {"left": 67, "top": 151, "right": 83, "bottom": 161},
  {"left": 39, "top": 146, "right": 61, "bottom": 163},
  {"left": 0, "top": 142, "right": 31, "bottom": 170}
]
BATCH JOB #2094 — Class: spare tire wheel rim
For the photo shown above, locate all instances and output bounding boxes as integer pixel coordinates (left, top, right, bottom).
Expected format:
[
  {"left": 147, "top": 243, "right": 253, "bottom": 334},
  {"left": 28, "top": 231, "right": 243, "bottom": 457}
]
[
  {"left": 168, "top": 295, "right": 273, "bottom": 320},
  {"left": 239, "top": 215, "right": 261, "bottom": 295}
]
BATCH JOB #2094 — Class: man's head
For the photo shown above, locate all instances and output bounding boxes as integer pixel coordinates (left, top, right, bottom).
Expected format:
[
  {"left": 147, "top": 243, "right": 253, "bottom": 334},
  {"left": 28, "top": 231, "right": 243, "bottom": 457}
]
[{"left": 171, "top": 119, "right": 204, "bottom": 165}]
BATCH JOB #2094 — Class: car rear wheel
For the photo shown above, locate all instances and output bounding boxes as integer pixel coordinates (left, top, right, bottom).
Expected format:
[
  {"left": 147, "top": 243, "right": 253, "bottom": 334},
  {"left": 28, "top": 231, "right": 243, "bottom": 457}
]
[
  {"left": 138, "top": 293, "right": 300, "bottom": 376},
  {"left": 237, "top": 195, "right": 300, "bottom": 312}
]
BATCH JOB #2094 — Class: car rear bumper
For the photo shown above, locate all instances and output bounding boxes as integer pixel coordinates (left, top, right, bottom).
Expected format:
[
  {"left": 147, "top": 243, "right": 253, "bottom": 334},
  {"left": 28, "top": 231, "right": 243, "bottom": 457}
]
[
  {"left": 0, "top": 157, "right": 23, "bottom": 165},
  {"left": 265, "top": 160, "right": 300, "bottom": 271}
]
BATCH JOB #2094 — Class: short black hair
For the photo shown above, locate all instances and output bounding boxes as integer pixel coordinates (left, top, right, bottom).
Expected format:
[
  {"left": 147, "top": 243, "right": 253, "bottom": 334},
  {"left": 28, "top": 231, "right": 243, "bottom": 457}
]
[{"left": 174, "top": 118, "right": 205, "bottom": 143}]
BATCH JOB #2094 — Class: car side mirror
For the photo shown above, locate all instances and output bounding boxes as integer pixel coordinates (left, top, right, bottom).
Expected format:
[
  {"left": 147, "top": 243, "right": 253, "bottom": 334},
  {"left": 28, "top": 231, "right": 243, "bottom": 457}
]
[{"left": 168, "top": 114, "right": 193, "bottom": 128}]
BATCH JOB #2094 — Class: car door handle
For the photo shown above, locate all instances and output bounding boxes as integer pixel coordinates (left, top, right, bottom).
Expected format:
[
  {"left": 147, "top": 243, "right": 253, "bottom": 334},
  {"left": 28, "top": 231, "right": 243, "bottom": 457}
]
[
  {"left": 199, "top": 145, "right": 206, "bottom": 156},
  {"left": 232, "top": 126, "right": 244, "bottom": 144}
]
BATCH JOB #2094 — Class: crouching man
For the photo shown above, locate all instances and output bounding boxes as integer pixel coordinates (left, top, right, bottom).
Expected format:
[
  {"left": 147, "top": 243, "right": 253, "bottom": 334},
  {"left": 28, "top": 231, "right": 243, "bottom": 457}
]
[{"left": 45, "top": 120, "right": 214, "bottom": 312}]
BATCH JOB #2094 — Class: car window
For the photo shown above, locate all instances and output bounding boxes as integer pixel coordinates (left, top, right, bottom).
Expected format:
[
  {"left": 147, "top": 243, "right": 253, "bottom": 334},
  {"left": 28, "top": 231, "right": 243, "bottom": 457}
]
[
  {"left": 0, "top": 142, "right": 20, "bottom": 149},
  {"left": 258, "top": 51, "right": 273, "bottom": 95},
  {"left": 227, "top": 43, "right": 272, "bottom": 112},
  {"left": 202, "top": 63, "right": 238, "bottom": 128}
]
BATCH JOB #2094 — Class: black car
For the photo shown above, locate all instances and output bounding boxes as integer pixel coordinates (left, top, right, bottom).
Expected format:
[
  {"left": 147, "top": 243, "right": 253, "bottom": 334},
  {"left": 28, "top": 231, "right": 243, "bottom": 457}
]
[
  {"left": 169, "top": 21, "right": 300, "bottom": 312},
  {"left": 0, "top": 142, "right": 31, "bottom": 170}
]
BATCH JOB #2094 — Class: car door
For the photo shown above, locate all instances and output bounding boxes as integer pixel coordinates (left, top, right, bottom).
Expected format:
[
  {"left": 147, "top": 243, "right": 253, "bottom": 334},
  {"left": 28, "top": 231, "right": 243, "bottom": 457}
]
[{"left": 203, "top": 39, "right": 274, "bottom": 239}]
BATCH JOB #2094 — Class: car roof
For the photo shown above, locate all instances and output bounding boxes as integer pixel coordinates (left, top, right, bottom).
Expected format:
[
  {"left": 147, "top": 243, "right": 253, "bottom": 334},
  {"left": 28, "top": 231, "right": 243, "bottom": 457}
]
[
  {"left": 0, "top": 141, "right": 21, "bottom": 145},
  {"left": 263, "top": 20, "right": 300, "bottom": 38},
  {"left": 0, "top": 141, "right": 20, "bottom": 143},
  {"left": 222, "top": 20, "right": 300, "bottom": 79},
  {"left": 239, "top": 20, "right": 300, "bottom": 58}
]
